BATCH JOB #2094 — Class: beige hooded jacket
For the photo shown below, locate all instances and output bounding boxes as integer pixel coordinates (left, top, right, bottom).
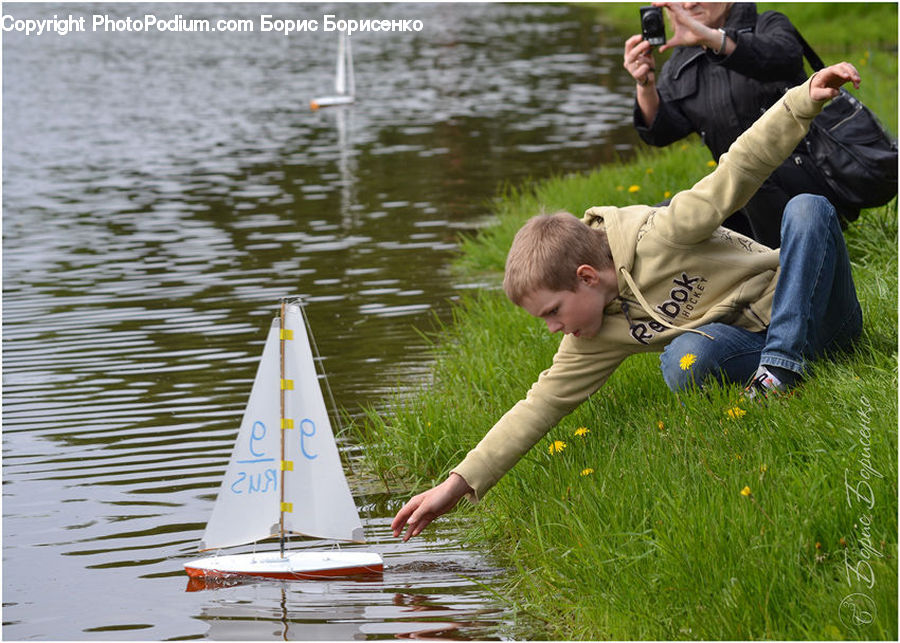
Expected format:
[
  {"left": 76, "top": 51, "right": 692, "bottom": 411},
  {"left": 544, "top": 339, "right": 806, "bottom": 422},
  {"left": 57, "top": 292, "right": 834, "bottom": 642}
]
[{"left": 452, "top": 76, "right": 829, "bottom": 500}]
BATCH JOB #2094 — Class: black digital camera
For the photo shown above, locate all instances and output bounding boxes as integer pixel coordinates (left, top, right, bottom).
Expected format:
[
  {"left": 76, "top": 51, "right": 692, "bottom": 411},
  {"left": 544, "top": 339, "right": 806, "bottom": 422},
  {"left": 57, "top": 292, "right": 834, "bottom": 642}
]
[{"left": 640, "top": 6, "right": 666, "bottom": 47}]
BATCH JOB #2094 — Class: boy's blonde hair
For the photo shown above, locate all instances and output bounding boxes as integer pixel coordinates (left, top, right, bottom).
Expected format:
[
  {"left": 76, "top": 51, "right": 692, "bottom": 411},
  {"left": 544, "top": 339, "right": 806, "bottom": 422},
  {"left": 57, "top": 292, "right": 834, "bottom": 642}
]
[{"left": 503, "top": 211, "right": 613, "bottom": 305}]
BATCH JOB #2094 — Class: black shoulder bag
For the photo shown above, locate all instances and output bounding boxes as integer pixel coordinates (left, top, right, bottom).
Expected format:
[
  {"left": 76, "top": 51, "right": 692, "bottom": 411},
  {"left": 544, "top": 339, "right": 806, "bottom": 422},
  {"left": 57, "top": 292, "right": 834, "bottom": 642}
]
[{"left": 797, "top": 31, "right": 898, "bottom": 211}]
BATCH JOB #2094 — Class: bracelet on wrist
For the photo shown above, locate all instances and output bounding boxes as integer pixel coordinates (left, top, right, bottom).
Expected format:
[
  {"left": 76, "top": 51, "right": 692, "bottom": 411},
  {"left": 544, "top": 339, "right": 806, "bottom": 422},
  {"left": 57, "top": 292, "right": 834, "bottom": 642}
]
[{"left": 712, "top": 27, "right": 727, "bottom": 55}]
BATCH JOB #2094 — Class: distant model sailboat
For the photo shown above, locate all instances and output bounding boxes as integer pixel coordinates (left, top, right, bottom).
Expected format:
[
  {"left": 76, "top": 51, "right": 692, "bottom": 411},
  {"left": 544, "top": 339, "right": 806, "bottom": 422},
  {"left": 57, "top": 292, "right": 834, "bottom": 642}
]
[
  {"left": 184, "top": 300, "right": 383, "bottom": 580},
  {"left": 310, "top": 32, "right": 355, "bottom": 110}
]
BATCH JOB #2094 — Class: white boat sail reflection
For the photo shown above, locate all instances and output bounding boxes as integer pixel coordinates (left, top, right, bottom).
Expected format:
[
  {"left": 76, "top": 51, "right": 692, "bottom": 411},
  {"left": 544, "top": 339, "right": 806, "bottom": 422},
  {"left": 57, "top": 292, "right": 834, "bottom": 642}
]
[
  {"left": 185, "top": 300, "right": 383, "bottom": 580},
  {"left": 194, "top": 584, "right": 370, "bottom": 640}
]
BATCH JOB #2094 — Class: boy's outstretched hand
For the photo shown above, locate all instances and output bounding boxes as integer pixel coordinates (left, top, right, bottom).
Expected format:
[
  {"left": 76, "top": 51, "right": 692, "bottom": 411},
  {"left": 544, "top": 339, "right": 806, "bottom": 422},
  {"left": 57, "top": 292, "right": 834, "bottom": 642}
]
[
  {"left": 391, "top": 472, "right": 473, "bottom": 541},
  {"left": 810, "top": 61, "right": 861, "bottom": 101}
]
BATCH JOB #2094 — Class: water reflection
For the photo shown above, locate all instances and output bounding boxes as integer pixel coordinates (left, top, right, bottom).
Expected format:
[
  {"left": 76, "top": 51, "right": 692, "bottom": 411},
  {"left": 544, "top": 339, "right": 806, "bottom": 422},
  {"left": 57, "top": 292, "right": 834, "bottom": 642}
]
[
  {"left": 191, "top": 555, "right": 508, "bottom": 640},
  {"left": 3, "top": 2, "right": 639, "bottom": 639}
]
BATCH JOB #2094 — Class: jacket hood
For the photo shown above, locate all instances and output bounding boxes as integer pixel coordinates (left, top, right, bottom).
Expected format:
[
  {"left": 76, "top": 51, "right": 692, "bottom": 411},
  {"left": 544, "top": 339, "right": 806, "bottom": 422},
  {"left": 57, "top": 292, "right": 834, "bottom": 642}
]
[
  {"left": 582, "top": 204, "right": 655, "bottom": 295},
  {"left": 582, "top": 204, "right": 713, "bottom": 338}
]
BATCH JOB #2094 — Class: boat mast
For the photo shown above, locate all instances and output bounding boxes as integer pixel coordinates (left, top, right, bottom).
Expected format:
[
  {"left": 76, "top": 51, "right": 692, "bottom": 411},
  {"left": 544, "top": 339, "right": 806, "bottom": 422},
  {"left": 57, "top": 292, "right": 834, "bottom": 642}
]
[{"left": 279, "top": 299, "right": 287, "bottom": 558}]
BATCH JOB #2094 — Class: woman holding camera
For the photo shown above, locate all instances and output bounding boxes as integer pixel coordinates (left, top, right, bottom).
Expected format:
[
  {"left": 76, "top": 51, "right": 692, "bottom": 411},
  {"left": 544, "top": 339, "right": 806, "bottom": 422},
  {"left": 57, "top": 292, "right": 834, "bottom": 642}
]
[{"left": 623, "top": 2, "right": 856, "bottom": 248}]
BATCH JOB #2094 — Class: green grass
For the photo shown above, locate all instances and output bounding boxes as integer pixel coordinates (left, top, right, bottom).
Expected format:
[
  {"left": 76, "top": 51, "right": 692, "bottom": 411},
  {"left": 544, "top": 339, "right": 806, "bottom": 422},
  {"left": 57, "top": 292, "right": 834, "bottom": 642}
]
[{"left": 357, "top": 4, "right": 898, "bottom": 639}]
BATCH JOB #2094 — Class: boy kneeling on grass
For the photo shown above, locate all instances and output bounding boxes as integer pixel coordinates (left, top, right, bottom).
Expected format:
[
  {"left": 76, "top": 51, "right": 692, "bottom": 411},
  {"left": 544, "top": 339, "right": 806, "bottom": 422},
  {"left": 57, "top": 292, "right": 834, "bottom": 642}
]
[{"left": 392, "top": 62, "right": 864, "bottom": 541}]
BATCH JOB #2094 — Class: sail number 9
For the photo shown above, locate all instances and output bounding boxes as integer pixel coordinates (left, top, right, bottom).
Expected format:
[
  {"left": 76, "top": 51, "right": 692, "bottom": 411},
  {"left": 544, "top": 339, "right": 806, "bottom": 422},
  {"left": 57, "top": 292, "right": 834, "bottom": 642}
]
[
  {"left": 300, "top": 419, "right": 318, "bottom": 460},
  {"left": 250, "top": 420, "right": 267, "bottom": 457}
]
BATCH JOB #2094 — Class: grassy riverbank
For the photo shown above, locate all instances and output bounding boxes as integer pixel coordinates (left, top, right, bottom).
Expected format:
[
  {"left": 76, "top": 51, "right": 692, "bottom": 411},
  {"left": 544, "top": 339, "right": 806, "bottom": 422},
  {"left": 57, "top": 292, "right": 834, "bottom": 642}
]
[{"left": 358, "top": 4, "right": 898, "bottom": 639}]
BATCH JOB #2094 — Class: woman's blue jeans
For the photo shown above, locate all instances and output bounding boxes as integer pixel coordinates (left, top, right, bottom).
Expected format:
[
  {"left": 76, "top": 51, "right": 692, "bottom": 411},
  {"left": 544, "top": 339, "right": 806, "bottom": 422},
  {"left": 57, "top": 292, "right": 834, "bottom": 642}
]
[{"left": 660, "top": 194, "right": 863, "bottom": 392}]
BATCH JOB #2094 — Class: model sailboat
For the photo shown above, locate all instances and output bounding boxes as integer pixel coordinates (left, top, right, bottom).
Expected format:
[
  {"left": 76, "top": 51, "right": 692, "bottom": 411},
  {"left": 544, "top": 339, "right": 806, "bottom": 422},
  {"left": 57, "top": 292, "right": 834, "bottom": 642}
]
[
  {"left": 310, "top": 32, "right": 355, "bottom": 110},
  {"left": 184, "top": 300, "right": 383, "bottom": 580}
]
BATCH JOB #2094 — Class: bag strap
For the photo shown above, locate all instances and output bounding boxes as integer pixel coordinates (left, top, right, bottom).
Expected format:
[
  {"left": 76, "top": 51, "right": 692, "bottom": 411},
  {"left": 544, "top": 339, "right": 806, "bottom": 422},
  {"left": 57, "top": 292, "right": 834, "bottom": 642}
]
[{"left": 793, "top": 28, "right": 825, "bottom": 71}]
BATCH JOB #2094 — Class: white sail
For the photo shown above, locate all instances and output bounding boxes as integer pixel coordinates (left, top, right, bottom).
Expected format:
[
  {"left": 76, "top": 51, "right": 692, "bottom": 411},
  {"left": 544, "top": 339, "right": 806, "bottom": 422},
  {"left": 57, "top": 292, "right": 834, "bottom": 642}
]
[
  {"left": 200, "top": 303, "right": 364, "bottom": 551},
  {"left": 280, "top": 303, "right": 365, "bottom": 543},
  {"left": 335, "top": 32, "right": 347, "bottom": 95},
  {"left": 310, "top": 33, "right": 355, "bottom": 109}
]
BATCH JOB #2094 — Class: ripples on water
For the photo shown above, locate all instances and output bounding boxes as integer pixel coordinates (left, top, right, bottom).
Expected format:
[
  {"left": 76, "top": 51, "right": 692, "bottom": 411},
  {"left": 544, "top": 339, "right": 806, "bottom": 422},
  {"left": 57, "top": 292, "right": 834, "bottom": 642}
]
[{"left": 3, "top": 2, "right": 639, "bottom": 638}]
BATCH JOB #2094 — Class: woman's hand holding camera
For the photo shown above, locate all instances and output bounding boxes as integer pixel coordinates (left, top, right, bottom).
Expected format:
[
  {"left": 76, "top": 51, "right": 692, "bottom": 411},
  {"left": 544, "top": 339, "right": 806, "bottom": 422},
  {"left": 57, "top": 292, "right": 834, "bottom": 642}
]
[{"left": 623, "top": 34, "right": 656, "bottom": 88}]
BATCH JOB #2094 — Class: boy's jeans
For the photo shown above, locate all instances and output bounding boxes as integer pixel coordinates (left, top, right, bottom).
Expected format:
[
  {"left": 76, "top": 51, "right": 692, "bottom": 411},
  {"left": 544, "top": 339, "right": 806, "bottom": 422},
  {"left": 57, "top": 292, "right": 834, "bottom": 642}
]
[{"left": 660, "top": 194, "right": 863, "bottom": 392}]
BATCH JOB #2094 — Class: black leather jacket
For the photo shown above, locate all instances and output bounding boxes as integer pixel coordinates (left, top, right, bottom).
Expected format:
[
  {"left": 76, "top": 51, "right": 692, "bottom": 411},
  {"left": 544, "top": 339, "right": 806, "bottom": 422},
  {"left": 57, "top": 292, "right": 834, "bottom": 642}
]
[{"left": 634, "top": 4, "right": 807, "bottom": 160}]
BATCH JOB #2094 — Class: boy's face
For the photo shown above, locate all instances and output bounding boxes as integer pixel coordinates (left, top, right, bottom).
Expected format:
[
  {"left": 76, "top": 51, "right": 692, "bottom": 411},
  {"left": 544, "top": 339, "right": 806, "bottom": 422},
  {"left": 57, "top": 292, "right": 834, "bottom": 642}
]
[{"left": 520, "top": 265, "right": 615, "bottom": 339}]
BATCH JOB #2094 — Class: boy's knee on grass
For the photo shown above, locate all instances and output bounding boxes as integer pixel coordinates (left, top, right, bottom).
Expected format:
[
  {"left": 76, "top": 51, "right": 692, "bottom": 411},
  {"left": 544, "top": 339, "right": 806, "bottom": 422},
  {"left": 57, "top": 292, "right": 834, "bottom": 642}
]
[{"left": 660, "top": 330, "right": 734, "bottom": 393}]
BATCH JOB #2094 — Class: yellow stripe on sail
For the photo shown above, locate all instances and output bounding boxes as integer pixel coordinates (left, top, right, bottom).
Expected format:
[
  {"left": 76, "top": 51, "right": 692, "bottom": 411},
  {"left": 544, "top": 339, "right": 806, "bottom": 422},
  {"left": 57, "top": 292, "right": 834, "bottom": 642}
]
[
  {"left": 281, "top": 418, "right": 295, "bottom": 429},
  {"left": 280, "top": 460, "right": 294, "bottom": 471},
  {"left": 280, "top": 329, "right": 294, "bottom": 340},
  {"left": 281, "top": 379, "right": 294, "bottom": 390},
  {"left": 280, "top": 502, "right": 293, "bottom": 513}
]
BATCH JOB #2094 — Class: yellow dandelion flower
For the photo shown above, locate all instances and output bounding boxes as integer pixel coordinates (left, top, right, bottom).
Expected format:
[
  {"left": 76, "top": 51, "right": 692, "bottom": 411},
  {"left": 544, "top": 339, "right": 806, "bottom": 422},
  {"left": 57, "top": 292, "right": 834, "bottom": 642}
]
[
  {"left": 815, "top": 541, "right": 822, "bottom": 550},
  {"left": 664, "top": 190, "right": 672, "bottom": 198},
  {"left": 657, "top": 420, "right": 664, "bottom": 431},
  {"left": 759, "top": 464, "right": 767, "bottom": 473},
  {"left": 580, "top": 468, "right": 594, "bottom": 476},
  {"left": 548, "top": 440, "right": 567, "bottom": 455},
  {"left": 726, "top": 406, "right": 746, "bottom": 420},
  {"left": 740, "top": 486, "right": 752, "bottom": 497},
  {"left": 734, "top": 453, "right": 742, "bottom": 460},
  {"left": 574, "top": 427, "right": 590, "bottom": 437},
  {"left": 646, "top": 167, "right": 654, "bottom": 174},
  {"left": 628, "top": 184, "right": 640, "bottom": 193},
  {"left": 679, "top": 353, "right": 697, "bottom": 371},
  {"left": 707, "top": 160, "right": 717, "bottom": 168}
]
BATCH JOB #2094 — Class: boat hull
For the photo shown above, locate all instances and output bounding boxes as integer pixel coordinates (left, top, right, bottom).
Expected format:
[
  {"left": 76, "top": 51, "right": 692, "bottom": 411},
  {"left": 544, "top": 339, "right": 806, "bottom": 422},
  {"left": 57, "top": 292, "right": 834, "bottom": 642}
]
[
  {"left": 184, "top": 551, "right": 383, "bottom": 580},
  {"left": 310, "top": 95, "right": 355, "bottom": 110}
]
